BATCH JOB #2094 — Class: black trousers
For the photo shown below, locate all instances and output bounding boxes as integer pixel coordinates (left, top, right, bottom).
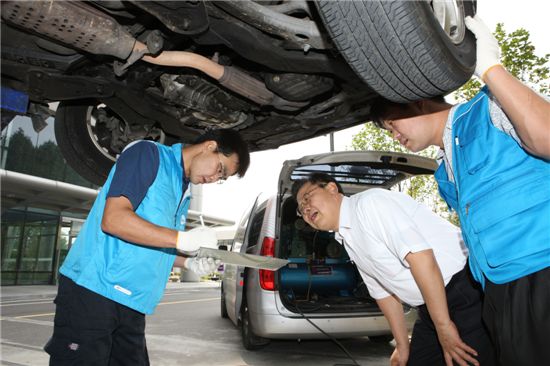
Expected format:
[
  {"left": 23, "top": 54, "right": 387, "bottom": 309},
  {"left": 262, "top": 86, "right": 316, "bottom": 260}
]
[
  {"left": 44, "top": 275, "right": 150, "bottom": 366},
  {"left": 408, "top": 266, "right": 496, "bottom": 366},
  {"left": 483, "top": 266, "right": 550, "bottom": 366}
]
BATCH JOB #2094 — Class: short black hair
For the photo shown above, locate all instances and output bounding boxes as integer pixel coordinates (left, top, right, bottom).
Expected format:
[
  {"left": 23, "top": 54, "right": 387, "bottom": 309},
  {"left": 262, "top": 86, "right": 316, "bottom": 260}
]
[
  {"left": 369, "top": 97, "right": 402, "bottom": 129},
  {"left": 369, "top": 95, "right": 447, "bottom": 130},
  {"left": 194, "top": 129, "right": 250, "bottom": 177},
  {"left": 291, "top": 172, "right": 344, "bottom": 201}
]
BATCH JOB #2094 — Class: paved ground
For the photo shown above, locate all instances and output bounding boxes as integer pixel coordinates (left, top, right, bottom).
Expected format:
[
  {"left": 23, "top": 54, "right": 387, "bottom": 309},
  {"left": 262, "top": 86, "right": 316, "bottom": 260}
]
[
  {"left": 0, "top": 281, "right": 216, "bottom": 302},
  {"left": 1, "top": 281, "right": 394, "bottom": 366}
]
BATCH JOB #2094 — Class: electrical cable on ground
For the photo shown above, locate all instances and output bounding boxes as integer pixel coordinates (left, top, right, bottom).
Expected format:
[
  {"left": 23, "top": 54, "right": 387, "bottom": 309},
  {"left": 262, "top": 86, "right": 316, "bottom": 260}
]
[{"left": 290, "top": 289, "right": 361, "bottom": 366}]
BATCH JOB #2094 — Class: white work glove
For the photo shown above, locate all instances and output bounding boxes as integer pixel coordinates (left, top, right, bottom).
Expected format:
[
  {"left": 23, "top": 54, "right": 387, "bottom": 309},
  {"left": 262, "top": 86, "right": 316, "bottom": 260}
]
[
  {"left": 176, "top": 226, "right": 217, "bottom": 255},
  {"left": 465, "top": 15, "right": 501, "bottom": 80},
  {"left": 184, "top": 257, "right": 221, "bottom": 276}
]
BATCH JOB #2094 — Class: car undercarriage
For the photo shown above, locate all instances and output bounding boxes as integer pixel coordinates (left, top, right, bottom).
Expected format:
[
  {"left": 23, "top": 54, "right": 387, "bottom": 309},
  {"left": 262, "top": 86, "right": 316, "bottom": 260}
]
[{"left": 1, "top": 1, "right": 475, "bottom": 184}]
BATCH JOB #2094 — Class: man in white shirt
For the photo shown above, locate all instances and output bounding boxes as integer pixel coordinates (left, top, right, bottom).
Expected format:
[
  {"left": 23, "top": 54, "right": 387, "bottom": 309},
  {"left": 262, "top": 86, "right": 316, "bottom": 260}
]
[{"left": 292, "top": 173, "right": 495, "bottom": 366}]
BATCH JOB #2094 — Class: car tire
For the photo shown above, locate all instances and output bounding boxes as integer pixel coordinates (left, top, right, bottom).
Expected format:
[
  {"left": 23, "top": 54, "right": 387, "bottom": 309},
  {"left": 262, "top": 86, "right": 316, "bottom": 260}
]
[
  {"left": 241, "top": 300, "right": 270, "bottom": 350},
  {"left": 54, "top": 101, "right": 116, "bottom": 185},
  {"left": 220, "top": 286, "right": 229, "bottom": 319},
  {"left": 316, "top": 0, "right": 476, "bottom": 102},
  {"left": 55, "top": 101, "right": 165, "bottom": 185}
]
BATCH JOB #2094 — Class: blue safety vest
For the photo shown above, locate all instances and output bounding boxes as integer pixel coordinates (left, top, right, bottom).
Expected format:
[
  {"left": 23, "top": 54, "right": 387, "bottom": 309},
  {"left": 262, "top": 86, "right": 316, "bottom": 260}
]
[
  {"left": 60, "top": 143, "right": 190, "bottom": 314},
  {"left": 435, "top": 88, "right": 550, "bottom": 286}
]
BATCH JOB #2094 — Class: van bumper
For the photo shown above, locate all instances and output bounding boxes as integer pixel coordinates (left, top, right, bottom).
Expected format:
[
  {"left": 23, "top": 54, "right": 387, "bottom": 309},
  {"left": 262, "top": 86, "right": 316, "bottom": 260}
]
[{"left": 249, "top": 308, "right": 417, "bottom": 339}]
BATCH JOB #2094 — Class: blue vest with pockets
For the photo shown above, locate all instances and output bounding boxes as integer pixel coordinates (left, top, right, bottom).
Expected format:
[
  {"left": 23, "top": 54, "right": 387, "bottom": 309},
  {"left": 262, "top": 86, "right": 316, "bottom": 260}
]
[
  {"left": 435, "top": 87, "right": 550, "bottom": 286},
  {"left": 60, "top": 142, "right": 190, "bottom": 314}
]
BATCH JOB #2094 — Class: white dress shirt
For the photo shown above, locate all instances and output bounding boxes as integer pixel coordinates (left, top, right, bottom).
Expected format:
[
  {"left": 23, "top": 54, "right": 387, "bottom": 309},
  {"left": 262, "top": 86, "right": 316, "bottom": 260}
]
[{"left": 335, "top": 188, "right": 468, "bottom": 306}]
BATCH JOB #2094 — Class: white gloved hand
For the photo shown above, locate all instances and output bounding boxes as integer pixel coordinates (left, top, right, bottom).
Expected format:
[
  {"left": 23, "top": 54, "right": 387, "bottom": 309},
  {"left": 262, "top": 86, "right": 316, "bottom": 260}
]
[
  {"left": 176, "top": 226, "right": 218, "bottom": 255},
  {"left": 184, "top": 257, "right": 221, "bottom": 276},
  {"left": 465, "top": 15, "right": 501, "bottom": 80}
]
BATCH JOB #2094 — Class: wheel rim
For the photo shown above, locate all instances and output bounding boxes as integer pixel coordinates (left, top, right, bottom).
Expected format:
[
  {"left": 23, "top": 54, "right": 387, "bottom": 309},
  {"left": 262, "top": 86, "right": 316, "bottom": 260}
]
[
  {"left": 431, "top": 0, "right": 466, "bottom": 45},
  {"left": 85, "top": 104, "right": 165, "bottom": 162}
]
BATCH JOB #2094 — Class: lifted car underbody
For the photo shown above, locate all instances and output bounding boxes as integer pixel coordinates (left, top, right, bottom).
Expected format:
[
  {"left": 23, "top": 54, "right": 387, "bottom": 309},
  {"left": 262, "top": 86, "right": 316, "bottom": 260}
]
[{"left": 1, "top": 1, "right": 475, "bottom": 184}]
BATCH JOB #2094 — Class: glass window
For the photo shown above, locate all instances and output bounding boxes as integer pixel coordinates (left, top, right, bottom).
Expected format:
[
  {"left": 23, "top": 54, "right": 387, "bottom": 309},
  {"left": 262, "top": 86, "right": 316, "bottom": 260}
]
[
  {"left": 291, "top": 162, "right": 435, "bottom": 187},
  {"left": 1, "top": 237, "right": 20, "bottom": 271},
  {"left": 247, "top": 208, "right": 266, "bottom": 249},
  {"left": 1, "top": 208, "right": 62, "bottom": 285},
  {"left": 20, "top": 226, "right": 40, "bottom": 271},
  {"left": 1, "top": 272, "right": 16, "bottom": 286},
  {"left": 32, "top": 272, "right": 52, "bottom": 285},
  {"left": 41, "top": 223, "right": 58, "bottom": 235},
  {"left": 36, "top": 235, "right": 56, "bottom": 271},
  {"left": 291, "top": 163, "right": 402, "bottom": 186},
  {"left": 0, "top": 115, "right": 96, "bottom": 188},
  {"left": 16, "top": 272, "right": 34, "bottom": 285},
  {"left": 6, "top": 225, "right": 22, "bottom": 237}
]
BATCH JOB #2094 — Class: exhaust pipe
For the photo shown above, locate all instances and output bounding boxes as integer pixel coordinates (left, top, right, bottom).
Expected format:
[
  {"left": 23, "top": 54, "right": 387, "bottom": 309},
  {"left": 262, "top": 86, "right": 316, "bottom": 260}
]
[
  {"left": 1, "top": 1, "right": 307, "bottom": 111},
  {"left": 136, "top": 41, "right": 307, "bottom": 110},
  {"left": 1, "top": 0, "right": 135, "bottom": 60},
  {"left": 137, "top": 41, "right": 272, "bottom": 106}
]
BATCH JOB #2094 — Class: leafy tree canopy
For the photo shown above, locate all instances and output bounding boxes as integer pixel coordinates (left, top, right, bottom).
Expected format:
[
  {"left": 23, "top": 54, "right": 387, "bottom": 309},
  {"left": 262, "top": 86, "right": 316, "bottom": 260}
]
[{"left": 454, "top": 23, "right": 549, "bottom": 101}]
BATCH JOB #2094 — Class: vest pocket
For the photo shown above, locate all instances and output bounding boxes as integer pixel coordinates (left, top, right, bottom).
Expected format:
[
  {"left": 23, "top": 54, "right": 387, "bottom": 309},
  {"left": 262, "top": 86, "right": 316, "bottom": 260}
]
[
  {"left": 459, "top": 134, "right": 488, "bottom": 175},
  {"left": 467, "top": 177, "right": 550, "bottom": 267}
]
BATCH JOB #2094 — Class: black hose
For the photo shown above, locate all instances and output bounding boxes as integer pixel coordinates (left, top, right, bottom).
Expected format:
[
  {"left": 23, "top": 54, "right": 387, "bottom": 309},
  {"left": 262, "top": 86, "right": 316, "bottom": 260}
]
[{"left": 289, "top": 289, "right": 362, "bottom": 366}]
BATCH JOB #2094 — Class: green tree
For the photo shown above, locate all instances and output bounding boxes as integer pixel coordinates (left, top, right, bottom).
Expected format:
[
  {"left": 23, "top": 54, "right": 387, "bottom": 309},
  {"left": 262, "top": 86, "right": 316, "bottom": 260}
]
[
  {"left": 454, "top": 23, "right": 549, "bottom": 101},
  {"left": 351, "top": 123, "right": 453, "bottom": 220},
  {"left": 34, "top": 140, "right": 65, "bottom": 180},
  {"left": 351, "top": 122, "right": 406, "bottom": 153},
  {"left": 4, "top": 128, "right": 35, "bottom": 174},
  {"left": 352, "top": 23, "right": 548, "bottom": 224}
]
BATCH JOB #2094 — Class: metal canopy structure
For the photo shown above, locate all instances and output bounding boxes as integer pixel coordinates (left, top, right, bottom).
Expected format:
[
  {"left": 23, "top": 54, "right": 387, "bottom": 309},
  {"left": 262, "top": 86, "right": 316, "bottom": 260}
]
[{"left": 0, "top": 169, "right": 234, "bottom": 228}]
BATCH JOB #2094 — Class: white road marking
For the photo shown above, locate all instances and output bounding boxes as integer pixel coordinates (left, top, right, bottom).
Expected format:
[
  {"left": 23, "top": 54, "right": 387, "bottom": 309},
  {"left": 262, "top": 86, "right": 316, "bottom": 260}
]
[
  {"left": 158, "top": 297, "right": 219, "bottom": 306},
  {"left": 0, "top": 316, "right": 53, "bottom": 326},
  {"left": 0, "top": 300, "right": 54, "bottom": 307}
]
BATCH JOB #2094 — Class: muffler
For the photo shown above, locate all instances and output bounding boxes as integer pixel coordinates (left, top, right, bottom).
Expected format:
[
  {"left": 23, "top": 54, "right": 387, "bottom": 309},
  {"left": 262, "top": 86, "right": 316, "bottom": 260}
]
[
  {"left": 137, "top": 41, "right": 307, "bottom": 111},
  {"left": 1, "top": 0, "right": 135, "bottom": 60}
]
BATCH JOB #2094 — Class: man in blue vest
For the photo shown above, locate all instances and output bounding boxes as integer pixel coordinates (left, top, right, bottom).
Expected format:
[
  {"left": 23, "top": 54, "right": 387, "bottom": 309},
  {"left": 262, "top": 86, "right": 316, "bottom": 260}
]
[
  {"left": 369, "top": 15, "right": 550, "bottom": 366},
  {"left": 45, "top": 129, "right": 250, "bottom": 365}
]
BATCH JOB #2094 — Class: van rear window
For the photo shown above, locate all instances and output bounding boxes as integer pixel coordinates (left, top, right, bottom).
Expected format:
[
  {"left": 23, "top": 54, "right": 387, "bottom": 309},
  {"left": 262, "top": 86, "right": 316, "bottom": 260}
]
[{"left": 291, "top": 163, "right": 402, "bottom": 186}]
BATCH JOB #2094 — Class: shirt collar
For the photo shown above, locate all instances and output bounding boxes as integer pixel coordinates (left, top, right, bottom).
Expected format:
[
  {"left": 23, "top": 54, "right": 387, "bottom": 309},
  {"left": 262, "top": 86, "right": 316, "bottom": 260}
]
[
  {"left": 339, "top": 196, "right": 353, "bottom": 228},
  {"left": 438, "top": 105, "right": 458, "bottom": 181},
  {"left": 335, "top": 196, "right": 351, "bottom": 242},
  {"left": 440, "top": 105, "right": 457, "bottom": 157}
]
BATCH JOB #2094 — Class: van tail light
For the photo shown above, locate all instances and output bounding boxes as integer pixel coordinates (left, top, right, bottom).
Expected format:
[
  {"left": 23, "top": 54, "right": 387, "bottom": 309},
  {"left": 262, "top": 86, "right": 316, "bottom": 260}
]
[{"left": 259, "top": 236, "right": 275, "bottom": 291}]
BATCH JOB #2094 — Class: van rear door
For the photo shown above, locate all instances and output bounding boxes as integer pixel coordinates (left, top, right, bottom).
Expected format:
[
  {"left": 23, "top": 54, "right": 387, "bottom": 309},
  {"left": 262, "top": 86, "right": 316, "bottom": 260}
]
[
  {"left": 278, "top": 150, "right": 437, "bottom": 196},
  {"left": 224, "top": 196, "right": 260, "bottom": 325}
]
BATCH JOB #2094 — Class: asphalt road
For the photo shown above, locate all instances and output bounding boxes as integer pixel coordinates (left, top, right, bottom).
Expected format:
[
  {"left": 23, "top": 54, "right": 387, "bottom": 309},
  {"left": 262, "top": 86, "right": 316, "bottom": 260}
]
[{"left": 1, "top": 283, "right": 393, "bottom": 366}]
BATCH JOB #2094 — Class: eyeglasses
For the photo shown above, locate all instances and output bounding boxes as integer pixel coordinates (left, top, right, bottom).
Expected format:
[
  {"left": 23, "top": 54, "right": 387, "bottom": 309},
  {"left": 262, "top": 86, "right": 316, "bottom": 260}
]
[
  {"left": 296, "top": 184, "right": 325, "bottom": 216},
  {"left": 216, "top": 153, "right": 228, "bottom": 183}
]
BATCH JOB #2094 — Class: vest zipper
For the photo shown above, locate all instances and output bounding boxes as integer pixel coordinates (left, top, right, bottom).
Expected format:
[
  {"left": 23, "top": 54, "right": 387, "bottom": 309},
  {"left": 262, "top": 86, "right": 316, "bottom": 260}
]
[
  {"left": 174, "top": 192, "right": 184, "bottom": 227},
  {"left": 453, "top": 136, "right": 461, "bottom": 192},
  {"left": 174, "top": 179, "right": 187, "bottom": 227},
  {"left": 454, "top": 136, "right": 469, "bottom": 217},
  {"left": 454, "top": 136, "right": 473, "bottom": 218}
]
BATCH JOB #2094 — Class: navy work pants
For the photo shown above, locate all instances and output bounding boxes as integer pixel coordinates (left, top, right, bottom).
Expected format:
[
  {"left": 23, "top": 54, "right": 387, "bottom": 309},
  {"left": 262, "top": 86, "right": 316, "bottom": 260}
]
[
  {"left": 483, "top": 266, "right": 550, "bottom": 366},
  {"left": 407, "top": 265, "right": 496, "bottom": 366},
  {"left": 45, "top": 275, "right": 149, "bottom": 366}
]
